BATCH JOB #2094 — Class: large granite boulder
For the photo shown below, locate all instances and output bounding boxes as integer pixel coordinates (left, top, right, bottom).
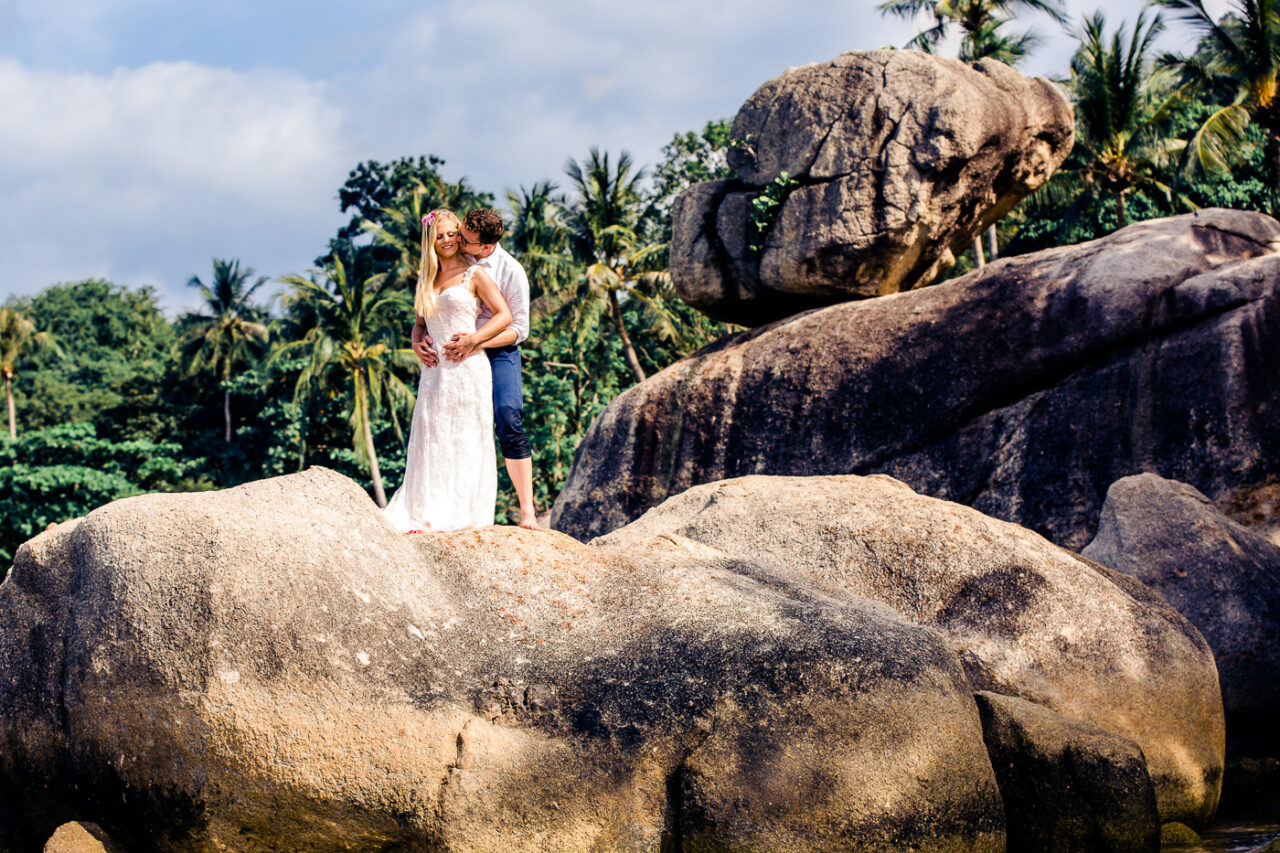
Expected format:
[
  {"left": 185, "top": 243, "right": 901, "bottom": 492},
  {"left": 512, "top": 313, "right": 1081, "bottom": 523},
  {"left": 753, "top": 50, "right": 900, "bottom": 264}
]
[
  {"left": 0, "top": 469, "right": 1005, "bottom": 853},
  {"left": 1083, "top": 473, "right": 1280, "bottom": 758},
  {"left": 596, "top": 474, "right": 1225, "bottom": 826},
  {"left": 672, "top": 49, "right": 1073, "bottom": 326},
  {"left": 974, "top": 692, "right": 1160, "bottom": 853},
  {"left": 554, "top": 209, "right": 1280, "bottom": 551}
]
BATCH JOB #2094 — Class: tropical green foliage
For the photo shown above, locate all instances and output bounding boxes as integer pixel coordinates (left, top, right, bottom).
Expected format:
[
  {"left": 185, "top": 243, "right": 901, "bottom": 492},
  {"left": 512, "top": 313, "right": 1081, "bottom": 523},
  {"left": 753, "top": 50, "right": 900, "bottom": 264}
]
[
  {"left": 648, "top": 119, "right": 735, "bottom": 237},
  {"left": 0, "top": 307, "right": 58, "bottom": 439},
  {"left": 506, "top": 181, "right": 576, "bottom": 300},
  {"left": 180, "top": 258, "right": 270, "bottom": 442},
  {"left": 748, "top": 172, "right": 801, "bottom": 254},
  {"left": 1154, "top": 0, "right": 1280, "bottom": 199},
  {"left": 8, "top": 280, "right": 175, "bottom": 440},
  {"left": 1042, "top": 11, "right": 1192, "bottom": 230},
  {"left": 0, "top": 422, "right": 196, "bottom": 565},
  {"left": 878, "top": 0, "right": 1067, "bottom": 63},
  {"left": 560, "top": 147, "right": 665, "bottom": 383},
  {"left": 274, "top": 257, "right": 416, "bottom": 507}
]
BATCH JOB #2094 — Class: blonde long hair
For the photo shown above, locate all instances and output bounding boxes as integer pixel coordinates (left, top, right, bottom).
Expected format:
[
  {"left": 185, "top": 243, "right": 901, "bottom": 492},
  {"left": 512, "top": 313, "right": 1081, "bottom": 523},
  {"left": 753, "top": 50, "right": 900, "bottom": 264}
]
[{"left": 414, "top": 208, "right": 459, "bottom": 319}]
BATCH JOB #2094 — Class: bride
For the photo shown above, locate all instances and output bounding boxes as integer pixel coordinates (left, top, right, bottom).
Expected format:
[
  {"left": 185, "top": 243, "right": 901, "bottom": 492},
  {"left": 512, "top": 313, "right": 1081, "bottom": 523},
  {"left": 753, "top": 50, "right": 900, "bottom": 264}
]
[{"left": 383, "top": 209, "right": 513, "bottom": 532}]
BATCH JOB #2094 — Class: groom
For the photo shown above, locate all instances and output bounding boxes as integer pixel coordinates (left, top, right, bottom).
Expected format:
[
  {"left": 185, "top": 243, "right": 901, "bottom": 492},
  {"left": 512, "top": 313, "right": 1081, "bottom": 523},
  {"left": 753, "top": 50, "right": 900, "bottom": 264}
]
[{"left": 431, "top": 207, "right": 539, "bottom": 530}]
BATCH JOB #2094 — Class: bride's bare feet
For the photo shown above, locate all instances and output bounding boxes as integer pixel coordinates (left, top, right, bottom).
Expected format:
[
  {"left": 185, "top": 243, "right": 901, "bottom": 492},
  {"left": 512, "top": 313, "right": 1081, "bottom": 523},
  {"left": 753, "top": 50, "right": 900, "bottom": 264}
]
[{"left": 518, "top": 513, "right": 540, "bottom": 531}]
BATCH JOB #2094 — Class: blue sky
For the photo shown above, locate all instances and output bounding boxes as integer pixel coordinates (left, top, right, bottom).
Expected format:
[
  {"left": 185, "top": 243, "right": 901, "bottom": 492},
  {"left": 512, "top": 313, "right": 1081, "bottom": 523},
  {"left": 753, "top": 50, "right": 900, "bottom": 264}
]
[{"left": 0, "top": 0, "right": 1227, "bottom": 314}]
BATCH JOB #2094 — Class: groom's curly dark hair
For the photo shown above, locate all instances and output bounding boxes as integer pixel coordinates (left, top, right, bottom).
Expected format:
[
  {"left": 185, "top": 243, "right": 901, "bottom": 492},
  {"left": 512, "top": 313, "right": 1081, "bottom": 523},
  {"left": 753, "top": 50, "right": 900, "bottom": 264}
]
[{"left": 463, "top": 208, "right": 505, "bottom": 244}]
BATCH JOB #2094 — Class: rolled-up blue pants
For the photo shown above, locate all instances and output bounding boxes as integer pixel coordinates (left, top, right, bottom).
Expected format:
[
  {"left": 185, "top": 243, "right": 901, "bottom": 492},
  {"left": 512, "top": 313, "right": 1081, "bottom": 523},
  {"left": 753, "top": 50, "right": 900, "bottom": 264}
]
[{"left": 486, "top": 345, "right": 531, "bottom": 460}]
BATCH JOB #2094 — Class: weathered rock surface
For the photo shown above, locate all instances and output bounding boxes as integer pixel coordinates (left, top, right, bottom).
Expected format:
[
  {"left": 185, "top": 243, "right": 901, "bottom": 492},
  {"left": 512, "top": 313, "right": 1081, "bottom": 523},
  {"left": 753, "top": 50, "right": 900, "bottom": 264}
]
[
  {"left": 596, "top": 474, "right": 1225, "bottom": 825},
  {"left": 671, "top": 49, "right": 1073, "bottom": 326},
  {"left": 1160, "top": 822, "right": 1201, "bottom": 847},
  {"left": 1220, "top": 478, "right": 1280, "bottom": 548},
  {"left": 555, "top": 209, "right": 1280, "bottom": 551},
  {"left": 974, "top": 691, "right": 1159, "bottom": 853},
  {"left": 1083, "top": 473, "right": 1280, "bottom": 758},
  {"left": 0, "top": 468, "right": 1005, "bottom": 853},
  {"left": 43, "top": 822, "right": 126, "bottom": 853}
]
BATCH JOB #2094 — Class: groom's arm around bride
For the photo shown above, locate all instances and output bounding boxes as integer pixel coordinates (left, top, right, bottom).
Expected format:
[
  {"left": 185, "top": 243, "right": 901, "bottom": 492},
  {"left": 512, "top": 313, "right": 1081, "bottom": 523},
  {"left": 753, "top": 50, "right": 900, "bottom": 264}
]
[{"left": 440, "top": 208, "right": 539, "bottom": 530}]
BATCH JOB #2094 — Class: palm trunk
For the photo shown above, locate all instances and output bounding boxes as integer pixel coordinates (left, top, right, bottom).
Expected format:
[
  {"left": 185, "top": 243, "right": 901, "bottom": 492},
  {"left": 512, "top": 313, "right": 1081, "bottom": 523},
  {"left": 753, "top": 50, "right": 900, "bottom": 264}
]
[
  {"left": 388, "top": 394, "right": 405, "bottom": 447},
  {"left": 608, "top": 290, "right": 646, "bottom": 384},
  {"left": 986, "top": 224, "right": 999, "bottom": 261},
  {"left": 1115, "top": 190, "right": 1128, "bottom": 229},
  {"left": 5, "top": 375, "right": 14, "bottom": 440},
  {"left": 357, "top": 372, "right": 388, "bottom": 507},
  {"left": 1265, "top": 127, "right": 1280, "bottom": 216},
  {"left": 364, "top": 413, "right": 387, "bottom": 508},
  {"left": 224, "top": 387, "right": 232, "bottom": 443},
  {"left": 972, "top": 236, "right": 986, "bottom": 268}
]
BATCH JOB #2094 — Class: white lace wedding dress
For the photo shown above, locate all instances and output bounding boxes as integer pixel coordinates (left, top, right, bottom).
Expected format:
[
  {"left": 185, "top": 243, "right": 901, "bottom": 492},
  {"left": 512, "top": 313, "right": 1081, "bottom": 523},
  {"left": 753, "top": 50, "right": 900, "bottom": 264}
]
[{"left": 384, "top": 267, "right": 496, "bottom": 531}]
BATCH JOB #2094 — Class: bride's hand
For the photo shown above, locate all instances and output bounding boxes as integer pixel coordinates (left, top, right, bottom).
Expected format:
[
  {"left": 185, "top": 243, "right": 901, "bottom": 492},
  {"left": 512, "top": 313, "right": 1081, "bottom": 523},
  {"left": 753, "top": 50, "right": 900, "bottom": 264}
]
[
  {"left": 415, "top": 335, "right": 439, "bottom": 367},
  {"left": 443, "top": 332, "right": 479, "bottom": 361}
]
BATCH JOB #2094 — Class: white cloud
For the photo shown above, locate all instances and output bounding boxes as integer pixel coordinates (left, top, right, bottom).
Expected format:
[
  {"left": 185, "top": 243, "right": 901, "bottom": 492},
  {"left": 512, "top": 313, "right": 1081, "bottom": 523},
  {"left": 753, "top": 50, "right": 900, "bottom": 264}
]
[
  {"left": 0, "top": 59, "right": 343, "bottom": 202},
  {"left": 581, "top": 74, "right": 619, "bottom": 101},
  {"left": 0, "top": 58, "right": 350, "bottom": 310}
]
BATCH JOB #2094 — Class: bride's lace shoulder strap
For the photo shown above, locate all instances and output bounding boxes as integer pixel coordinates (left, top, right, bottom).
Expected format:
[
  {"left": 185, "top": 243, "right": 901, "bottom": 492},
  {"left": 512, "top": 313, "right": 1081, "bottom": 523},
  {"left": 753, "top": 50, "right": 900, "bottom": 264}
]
[{"left": 462, "top": 264, "right": 479, "bottom": 294}]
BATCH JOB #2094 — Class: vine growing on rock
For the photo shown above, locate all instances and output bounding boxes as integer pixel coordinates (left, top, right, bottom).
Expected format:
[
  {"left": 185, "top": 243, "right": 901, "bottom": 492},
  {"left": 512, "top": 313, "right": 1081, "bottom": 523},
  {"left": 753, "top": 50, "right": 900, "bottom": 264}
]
[{"left": 748, "top": 172, "right": 800, "bottom": 254}]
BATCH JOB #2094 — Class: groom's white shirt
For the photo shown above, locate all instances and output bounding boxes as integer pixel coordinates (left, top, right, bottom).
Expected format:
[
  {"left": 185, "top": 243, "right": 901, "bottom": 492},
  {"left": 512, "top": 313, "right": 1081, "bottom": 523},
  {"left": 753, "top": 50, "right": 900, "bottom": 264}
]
[{"left": 469, "top": 243, "right": 530, "bottom": 345}]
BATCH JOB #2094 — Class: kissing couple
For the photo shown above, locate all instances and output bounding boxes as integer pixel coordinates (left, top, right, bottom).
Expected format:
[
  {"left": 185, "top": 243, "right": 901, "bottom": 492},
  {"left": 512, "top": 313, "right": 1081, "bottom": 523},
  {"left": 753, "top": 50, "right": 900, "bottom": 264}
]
[{"left": 382, "top": 207, "right": 540, "bottom": 533}]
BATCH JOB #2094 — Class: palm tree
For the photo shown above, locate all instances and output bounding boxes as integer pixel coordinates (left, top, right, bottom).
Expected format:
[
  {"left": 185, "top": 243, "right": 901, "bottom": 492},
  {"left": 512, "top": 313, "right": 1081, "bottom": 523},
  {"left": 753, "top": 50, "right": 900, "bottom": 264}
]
[
  {"left": 362, "top": 174, "right": 496, "bottom": 293},
  {"left": 181, "top": 258, "right": 270, "bottom": 442},
  {"left": 0, "top": 307, "right": 57, "bottom": 440},
  {"left": 963, "top": 12, "right": 1059, "bottom": 69},
  {"left": 1154, "top": 0, "right": 1280, "bottom": 195},
  {"left": 562, "top": 148, "right": 672, "bottom": 384},
  {"left": 362, "top": 178, "right": 438, "bottom": 294},
  {"left": 507, "top": 181, "right": 577, "bottom": 301},
  {"left": 880, "top": 0, "right": 1068, "bottom": 263},
  {"left": 1045, "top": 12, "right": 1191, "bottom": 229},
  {"left": 274, "top": 257, "right": 415, "bottom": 507},
  {"left": 879, "top": 0, "right": 1067, "bottom": 55}
]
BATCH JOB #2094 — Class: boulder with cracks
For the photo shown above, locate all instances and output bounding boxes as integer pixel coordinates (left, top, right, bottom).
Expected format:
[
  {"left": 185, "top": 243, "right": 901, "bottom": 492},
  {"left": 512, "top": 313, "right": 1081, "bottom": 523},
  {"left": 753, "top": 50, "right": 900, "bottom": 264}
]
[
  {"left": 0, "top": 469, "right": 1006, "bottom": 853},
  {"left": 671, "top": 49, "right": 1073, "bottom": 326}
]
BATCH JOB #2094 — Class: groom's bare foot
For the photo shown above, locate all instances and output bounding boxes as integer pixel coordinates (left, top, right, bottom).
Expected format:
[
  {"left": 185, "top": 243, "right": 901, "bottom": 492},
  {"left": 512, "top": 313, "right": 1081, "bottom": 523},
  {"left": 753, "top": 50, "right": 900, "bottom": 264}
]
[{"left": 518, "top": 513, "right": 540, "bottom": 530}]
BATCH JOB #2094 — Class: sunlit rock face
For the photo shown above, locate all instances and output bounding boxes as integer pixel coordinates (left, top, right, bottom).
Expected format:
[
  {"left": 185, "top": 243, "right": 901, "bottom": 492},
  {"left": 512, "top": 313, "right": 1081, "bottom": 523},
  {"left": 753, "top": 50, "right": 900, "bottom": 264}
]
[
  {"left": 597, "top": 474, "right": 1225, "bottom": 827},
  {"left": 671, "top": 49, "right": 1074, "bottom": 326},
  {"left": 0, "top": 468, "right": 1007, "bottom": 853},
  {"left": 555, "top": 209, "right": 1280, "bottom": 554}
]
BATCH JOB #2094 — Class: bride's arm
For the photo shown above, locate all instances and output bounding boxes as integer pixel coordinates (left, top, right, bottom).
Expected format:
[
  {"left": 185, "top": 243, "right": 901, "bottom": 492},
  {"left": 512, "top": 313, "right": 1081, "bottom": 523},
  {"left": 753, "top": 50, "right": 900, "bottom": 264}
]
[
  {"left": 411, "top": 317, "right": 438, "bottom": 367},
  {"left": 445, "top": 269, "right": 512, "bottom": 360}
]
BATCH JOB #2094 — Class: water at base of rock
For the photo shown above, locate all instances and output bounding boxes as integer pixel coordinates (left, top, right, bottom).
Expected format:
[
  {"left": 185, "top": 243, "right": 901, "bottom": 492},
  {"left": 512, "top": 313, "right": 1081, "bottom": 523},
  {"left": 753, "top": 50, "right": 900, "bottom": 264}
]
[{"left": 1167, "top": 820, "right": 1280, "bottom": 852}]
